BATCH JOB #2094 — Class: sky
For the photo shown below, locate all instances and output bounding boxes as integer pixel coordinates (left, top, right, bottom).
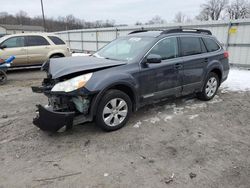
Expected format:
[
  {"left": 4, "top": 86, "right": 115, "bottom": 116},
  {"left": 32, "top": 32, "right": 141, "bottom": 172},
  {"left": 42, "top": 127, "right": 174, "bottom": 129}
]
[{"left": 1, "top": 0, "right": 206, "bottom": 25}]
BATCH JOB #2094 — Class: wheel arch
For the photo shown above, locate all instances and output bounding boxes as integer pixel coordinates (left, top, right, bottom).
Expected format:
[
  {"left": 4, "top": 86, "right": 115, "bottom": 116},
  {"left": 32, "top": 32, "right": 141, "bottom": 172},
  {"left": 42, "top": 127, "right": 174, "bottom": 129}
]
[
  {"left": 199, "top": 62, "right": 223, "bottom": 93},
  {"left": 49, "top": 53, "right": 65, "bottom": 58},
  {"left": 210, "top": 68, "right": 222, "bottom": 84},
  {"left": 90, "top": 82, "right": 138, "bottom": 118}
]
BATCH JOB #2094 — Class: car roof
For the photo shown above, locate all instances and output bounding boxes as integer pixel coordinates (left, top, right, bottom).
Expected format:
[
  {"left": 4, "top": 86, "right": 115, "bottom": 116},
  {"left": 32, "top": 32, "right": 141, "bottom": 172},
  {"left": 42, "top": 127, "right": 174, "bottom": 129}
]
[{"left": 0, "top": 32, "right": 60, "bottom": 42}]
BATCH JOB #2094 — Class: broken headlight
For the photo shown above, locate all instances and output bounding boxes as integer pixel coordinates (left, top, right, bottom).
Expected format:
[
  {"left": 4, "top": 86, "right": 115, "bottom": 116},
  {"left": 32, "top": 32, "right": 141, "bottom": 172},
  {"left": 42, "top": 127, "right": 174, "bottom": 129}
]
[{"left": 51, "top": 73, "right": 93, "bottom": 92}]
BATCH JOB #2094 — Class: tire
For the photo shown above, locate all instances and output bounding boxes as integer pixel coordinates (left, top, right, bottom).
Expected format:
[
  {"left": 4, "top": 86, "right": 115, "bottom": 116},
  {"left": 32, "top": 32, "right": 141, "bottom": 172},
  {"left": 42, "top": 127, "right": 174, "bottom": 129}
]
[
  {"left": 0, "top": 71, "right": 7, "bottom": 85},
  {"left": 95, "top": 89, "right": 132, "bottom": 132},
  {"left": 197, "top": 72, "right": 219, "bottom": 101}
]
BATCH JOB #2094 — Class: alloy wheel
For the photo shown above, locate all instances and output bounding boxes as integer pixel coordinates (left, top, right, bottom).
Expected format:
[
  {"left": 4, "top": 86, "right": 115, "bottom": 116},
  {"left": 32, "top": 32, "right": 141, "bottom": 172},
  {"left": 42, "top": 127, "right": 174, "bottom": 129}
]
[
  {"left": 102, "top": 98, "right": 128, "bottom": 127},
  {"left": 205, "top": 77, "right": 218, "bottom": 97}
]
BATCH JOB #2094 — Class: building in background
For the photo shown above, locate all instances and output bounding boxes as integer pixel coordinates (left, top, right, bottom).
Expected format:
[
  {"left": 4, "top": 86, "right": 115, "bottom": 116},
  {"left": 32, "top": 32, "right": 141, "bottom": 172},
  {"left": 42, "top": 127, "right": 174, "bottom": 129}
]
[{"left": 0, "top": 24, "right": 44, "bottom": 35}]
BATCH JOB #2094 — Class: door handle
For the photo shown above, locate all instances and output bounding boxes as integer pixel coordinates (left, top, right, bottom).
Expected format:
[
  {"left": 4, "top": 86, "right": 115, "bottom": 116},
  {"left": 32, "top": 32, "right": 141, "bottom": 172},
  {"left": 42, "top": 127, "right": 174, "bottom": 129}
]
[
  {"left": 20, "top": 48, "right": 26, "bottom": 51},
  {"left": 175, "top": 63, "right": 183, "bottom": 70},
  {"left": 204, "top": 58, "right": 208, "bottom": 63}
]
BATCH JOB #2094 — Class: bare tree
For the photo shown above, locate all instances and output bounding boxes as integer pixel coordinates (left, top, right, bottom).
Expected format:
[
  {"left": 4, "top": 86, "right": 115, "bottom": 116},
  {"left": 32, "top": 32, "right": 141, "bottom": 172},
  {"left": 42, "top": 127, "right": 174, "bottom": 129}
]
[
  {"left": 135, "top": 21, "right": 143, "bottom": 25},
  {"left": 174, "top": 12, "right": 187, "bottom": 23},
  {"left": 16, "top": 10, "right": 31, "bottom": 25},
  {"left": 227, "top": 0, "right": 250, "bottom": 19},
  {"left": 196, "top": 8, "right": 210, "bottom": 21},
  {"left": 0, "top": 11, "right": 116, "bottom": 32},
  {"left": 196, "top": 0, "right": 229, "bottom": 21},
  {"left": 147, "top": 15, "right": 165, "bottom": 25}
]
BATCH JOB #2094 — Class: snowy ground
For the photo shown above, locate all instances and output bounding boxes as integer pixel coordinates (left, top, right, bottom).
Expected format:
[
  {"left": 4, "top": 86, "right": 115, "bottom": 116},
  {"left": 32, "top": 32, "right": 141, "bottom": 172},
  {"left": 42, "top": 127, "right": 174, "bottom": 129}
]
[
  {"left": 72, "top": 52, "right": 91, "bottom": 57},
  {"left": 221, "top": 68, "right": 250, "bottom": 92}
]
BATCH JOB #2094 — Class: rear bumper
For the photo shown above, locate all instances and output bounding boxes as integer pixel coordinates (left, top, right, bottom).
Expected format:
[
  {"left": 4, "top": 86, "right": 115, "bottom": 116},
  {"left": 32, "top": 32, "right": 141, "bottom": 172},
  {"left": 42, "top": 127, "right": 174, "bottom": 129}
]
[
  {"left": 221, "top": 69, "right": 230, "bottom": 83},
  {"left": 33, "top": 105, "right": 75, "bottom": 132}
]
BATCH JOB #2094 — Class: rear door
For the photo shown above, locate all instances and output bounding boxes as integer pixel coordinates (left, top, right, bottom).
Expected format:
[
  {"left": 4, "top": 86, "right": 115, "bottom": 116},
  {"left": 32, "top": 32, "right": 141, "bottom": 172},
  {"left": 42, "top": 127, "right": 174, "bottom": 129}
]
[
  {"left": 26, "top": 35, "right": 51, "bottom": 65},
  {"left": 139, "top": 37, "right": 183, "bottom": 102},
  {"left": 179, "top": 36, "right": 208, "bottom": 95},
  {"left": 0, "top": 36, "right": 28, "bottom": 66}
]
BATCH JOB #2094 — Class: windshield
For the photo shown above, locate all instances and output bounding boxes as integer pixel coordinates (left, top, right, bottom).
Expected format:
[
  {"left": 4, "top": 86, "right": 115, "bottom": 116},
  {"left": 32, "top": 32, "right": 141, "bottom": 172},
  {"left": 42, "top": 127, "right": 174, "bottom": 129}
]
[{"left": 94, "top": 36, "right": 155, "bottom": 61}]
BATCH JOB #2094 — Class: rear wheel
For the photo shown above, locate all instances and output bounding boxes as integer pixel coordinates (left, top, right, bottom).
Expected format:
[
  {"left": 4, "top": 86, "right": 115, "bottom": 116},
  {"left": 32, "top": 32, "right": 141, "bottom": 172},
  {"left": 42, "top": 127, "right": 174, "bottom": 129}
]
[
  {"left": 0, "top": 70, "right": 7, "bottom": 85},
  {"left": 95, "top": 90, "right": 132, "bottom": 131},
  {"left": 50, "top": 55, "right": 63, "bottom": 59},
  {"left": 197, "top": 72, "right": 219, "bottom": 101}
]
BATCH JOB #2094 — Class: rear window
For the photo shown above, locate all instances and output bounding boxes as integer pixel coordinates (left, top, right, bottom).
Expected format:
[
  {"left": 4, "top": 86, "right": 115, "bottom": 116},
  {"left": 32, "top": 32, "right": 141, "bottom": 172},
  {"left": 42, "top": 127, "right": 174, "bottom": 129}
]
[
  {"left": 48, "top": 36, "right": 65, "bottom": 45},
  {"left": 180, "top": 37, "right": 204, "bottom": 56},
  {"left": 26, "top": 36, "right": 49, "bottom": 46},
  {"left": 203, "top": 38, "right": 220, "bottom": 52}
]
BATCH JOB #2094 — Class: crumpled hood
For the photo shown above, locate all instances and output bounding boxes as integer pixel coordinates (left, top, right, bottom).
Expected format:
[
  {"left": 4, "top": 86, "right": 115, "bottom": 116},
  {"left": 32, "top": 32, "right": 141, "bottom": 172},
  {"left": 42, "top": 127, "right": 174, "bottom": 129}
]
[{"left": 48, "top": 56, "right": 127, "bottom": 79}]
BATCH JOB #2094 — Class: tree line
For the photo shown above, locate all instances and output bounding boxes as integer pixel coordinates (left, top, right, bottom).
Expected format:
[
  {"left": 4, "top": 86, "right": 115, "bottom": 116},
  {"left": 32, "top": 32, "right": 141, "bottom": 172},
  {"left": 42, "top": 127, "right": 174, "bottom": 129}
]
[
  {"left": 0, "top": 0, "right": 249, "bottom": 31},
  {"left": 0, "top": 11, "right": 116, "bottom": 32}
]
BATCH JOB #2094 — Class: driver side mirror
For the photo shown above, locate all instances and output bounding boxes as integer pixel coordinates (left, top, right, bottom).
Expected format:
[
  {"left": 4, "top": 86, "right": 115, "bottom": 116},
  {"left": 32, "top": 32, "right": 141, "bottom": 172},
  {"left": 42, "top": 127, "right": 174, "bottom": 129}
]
[
  {"left": 146, "top": 54, "right": 162, "bottom": 64},
  {"left": 0, "top": 45, "right": 7, "bottom": 50}
]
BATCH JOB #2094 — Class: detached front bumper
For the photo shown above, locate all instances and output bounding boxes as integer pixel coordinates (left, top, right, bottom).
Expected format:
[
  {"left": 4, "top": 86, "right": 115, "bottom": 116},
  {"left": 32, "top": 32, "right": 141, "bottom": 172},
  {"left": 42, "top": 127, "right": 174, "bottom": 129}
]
[{"left": 33, "top": 105, "right": 75, "bottom": 132}]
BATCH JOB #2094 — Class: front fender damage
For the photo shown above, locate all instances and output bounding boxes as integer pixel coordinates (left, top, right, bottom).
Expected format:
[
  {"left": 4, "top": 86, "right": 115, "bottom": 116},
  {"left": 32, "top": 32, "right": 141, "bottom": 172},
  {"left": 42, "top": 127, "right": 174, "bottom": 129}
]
[{"left": 32, "top": 87, "right": 94, "bottom": 132}]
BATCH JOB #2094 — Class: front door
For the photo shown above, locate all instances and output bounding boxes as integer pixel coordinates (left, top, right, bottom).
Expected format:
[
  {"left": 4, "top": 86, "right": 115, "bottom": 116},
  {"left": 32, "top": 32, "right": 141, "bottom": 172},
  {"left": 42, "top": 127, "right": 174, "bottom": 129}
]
[
  {"left": 139, "top": 37, "right": 182, "bottom": 103},
  {"left": 0, "top": 36, "right": 28, "bottom": 66}
]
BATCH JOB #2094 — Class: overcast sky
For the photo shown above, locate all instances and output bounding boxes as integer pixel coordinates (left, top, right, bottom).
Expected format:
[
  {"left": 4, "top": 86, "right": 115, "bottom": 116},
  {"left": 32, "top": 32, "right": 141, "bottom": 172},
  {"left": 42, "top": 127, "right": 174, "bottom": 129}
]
[{"left": 2, "top": 0, "right": 206, "bottom": 24}]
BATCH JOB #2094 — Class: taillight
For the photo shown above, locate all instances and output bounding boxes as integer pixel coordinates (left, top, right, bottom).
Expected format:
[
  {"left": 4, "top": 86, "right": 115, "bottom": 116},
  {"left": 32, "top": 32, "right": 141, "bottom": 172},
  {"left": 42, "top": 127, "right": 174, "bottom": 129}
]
[{"left": 224, "top": 51, "right": 229, "bottom": 58}]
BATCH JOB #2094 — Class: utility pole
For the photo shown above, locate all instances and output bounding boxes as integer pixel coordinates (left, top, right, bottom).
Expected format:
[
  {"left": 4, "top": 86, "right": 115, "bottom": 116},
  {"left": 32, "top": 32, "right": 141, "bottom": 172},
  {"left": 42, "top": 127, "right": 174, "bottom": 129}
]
[{"left": 40, "top": 0, "right": 46, "bottom": 31}]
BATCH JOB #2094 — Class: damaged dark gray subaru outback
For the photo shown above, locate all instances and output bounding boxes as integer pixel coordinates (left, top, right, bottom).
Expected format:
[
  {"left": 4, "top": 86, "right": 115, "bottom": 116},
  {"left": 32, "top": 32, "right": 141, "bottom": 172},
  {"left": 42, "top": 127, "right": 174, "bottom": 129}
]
[{"left": 32, "top": 28, "right": 229, "bottom": 132}]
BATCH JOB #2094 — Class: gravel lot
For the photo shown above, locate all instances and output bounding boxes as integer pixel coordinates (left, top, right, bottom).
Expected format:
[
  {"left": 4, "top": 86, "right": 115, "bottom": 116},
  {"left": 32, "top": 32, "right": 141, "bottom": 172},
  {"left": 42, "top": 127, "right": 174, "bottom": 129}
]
[{"left": 0, "top": 69, "right": 250, "bottom": 188}]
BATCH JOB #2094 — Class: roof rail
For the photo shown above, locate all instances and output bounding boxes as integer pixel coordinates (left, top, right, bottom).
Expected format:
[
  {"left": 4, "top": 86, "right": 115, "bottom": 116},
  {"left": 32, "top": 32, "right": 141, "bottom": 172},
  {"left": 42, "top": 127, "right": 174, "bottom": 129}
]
[
  {"left": 161, "top": 28, "right": 212, "bottom": 35},
  {"left": 128, "top": 30, "right": 148, "bottom": 35},
  {"left": 128, "top": 28, "right": 212, "bottom": 36}
]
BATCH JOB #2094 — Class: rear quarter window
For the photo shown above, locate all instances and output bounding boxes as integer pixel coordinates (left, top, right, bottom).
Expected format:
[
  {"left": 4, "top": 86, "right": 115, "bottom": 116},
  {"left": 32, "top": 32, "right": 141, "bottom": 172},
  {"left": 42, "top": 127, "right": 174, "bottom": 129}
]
[
  {"left": 180, "top": 37, "right": 204, "bottom": 56},
  {"left": 48, "top": 36, "right": 65, "bottom": 45},
  {"left": 203, "top": 38, "right": 220, "bottom": 52}
]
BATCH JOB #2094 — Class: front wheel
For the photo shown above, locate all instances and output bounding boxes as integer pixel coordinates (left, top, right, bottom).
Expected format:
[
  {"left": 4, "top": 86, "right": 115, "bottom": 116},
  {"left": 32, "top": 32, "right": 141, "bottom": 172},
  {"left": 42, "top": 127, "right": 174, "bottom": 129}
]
[
  {"left": 0, "top": 70, "right": 7, "bottom": 85},
  {"left": 95, "top": 90, "right": 132, "bottom": 131},
  {"left": 197, "top": 72, "right": 219, "bottom": 101}
]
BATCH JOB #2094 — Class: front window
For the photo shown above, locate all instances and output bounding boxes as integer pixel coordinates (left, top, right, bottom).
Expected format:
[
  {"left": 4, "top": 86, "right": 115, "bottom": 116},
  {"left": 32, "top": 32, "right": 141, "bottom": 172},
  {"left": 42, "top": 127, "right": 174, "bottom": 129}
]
[
  {"left": 1, "top": 37, "right": 25, "bottom": 48},
  {"left": 94, "top": 37, "right": 155, "bottom": 61}
]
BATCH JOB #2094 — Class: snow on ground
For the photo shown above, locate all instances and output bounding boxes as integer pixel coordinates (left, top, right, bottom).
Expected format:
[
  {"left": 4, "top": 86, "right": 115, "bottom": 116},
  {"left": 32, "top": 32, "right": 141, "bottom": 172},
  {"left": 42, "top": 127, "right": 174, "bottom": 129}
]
[
  {"left": 221, "top": 68, "right": 250, "bottom": 92},
  {"left": 133, "top": 121, "right": 142, "bottom": 128},
  {"left": 189, "top": 114, "right": 199, "bottom": 120},
  {"left": 72, "top": 53, "right": 91, "bottom": 57}
]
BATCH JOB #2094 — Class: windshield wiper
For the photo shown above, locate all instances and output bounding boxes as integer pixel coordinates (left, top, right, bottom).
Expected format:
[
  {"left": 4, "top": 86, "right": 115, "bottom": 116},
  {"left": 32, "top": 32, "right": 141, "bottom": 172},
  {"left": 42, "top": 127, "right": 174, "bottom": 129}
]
[{"left": 104, "top": 57, "right": 123, "bottom": 61}]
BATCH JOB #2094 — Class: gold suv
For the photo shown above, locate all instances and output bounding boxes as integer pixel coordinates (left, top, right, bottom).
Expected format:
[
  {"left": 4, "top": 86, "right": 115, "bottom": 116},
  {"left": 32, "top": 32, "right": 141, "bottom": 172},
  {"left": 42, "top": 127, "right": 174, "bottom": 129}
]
[{"left": 0, "top": 33, "right": 71, "bottom": 66}]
